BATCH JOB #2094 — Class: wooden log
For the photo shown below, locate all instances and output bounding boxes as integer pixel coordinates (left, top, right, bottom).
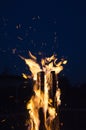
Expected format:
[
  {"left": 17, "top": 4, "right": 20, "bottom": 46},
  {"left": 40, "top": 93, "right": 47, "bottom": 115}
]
[
  {"left": 37, "top": 72, "right": 46, "bottom": 130},
  {"left": 50, "top": 71, "right": 60, "bottom": 130},
  {"left": 49, "top": 71, "right": 57, "bottom": 106},
  {"left": 39, "top": 108, "right": 46, "bottom": 130},
  {"left": 37, "top": 71, "right": 44, "bottom": 92},
  {"left": 37, "top": 71, "right": 60, "bottom": 130}
]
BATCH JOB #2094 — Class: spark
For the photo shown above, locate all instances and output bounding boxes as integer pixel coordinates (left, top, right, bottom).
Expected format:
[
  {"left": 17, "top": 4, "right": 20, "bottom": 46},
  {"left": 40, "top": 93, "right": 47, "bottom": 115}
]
[
  {"left": 16, "top": 24, "right": 21, "bottom": 29},
  {"left": 32, "top": 16, "right": 40, "bottom": 21},
  {"left": 54, "top": 36, "right": 57, "bottom": 40},
  {"left": 23, "top": 86, "right": 27, "bottom": 88},
  {"left": 38, "top": 52, "right": 42, "bottom": 55},
  {"left": 42, "top": 42, "right": 44, "bottom": 46},
  {"left": 60, "top": 122, "right": 63, "bottom": 126},
  {"left": 1, "top": 119, "right": 6, "bottom": 123},
  {"left": 32, "top": 17, "right": 36, "bottom": 20},
  {"left": 37, "top": 16, "right": 40, "bottom": 19},
  {"left": 63, "top": 60, "right": 67, "bottom": 64},
  {"left": 22, "top": 73, "right": 32, "bottom": 79},
  {"left": 11, "top": 126, "right": 15, "bottom": 129},
  {"left": 9, "top": 96, "right": 14, "bottom": 98},
  {"left": 54, "top": 32, "right": 57, "bottom": 35},
  {"left": 29, "top": 26, "right": 32, "bottom": 30},
  {"left": 12, "top": 48, "right": 16, "bottom": 54},
  {"left": 17, "top": 36, "right": 23, "bottom": 41}
]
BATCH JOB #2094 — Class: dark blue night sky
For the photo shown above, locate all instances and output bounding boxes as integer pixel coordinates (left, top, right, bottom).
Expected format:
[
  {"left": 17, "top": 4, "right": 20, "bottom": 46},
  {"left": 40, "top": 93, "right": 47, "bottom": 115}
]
[{"left": 0, "top": 0, "right": 86, "bottom": 85}]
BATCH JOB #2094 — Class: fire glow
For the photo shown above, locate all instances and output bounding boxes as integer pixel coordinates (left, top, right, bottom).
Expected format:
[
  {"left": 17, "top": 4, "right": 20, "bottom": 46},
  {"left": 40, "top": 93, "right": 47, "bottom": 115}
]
[{"left": 20, "top": 52, "right": 67, "bottom": 130}]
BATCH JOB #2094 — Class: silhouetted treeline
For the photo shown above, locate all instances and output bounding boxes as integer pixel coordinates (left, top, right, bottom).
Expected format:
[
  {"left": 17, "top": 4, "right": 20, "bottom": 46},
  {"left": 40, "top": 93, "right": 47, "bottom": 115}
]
[
  {"left": 58, "top": 76, "right": 86, "bottom": 108},
  {"left": 0, "top": 75, "right": 33, "bottom": 114},
  {"left": 0, "top": 75, "right": 86, "bottom": 130},
  {"left": 58, "top": 76, "right": 86, "bottom": 130},
  {"left": 0, "top": 75, "right": 86, "bottom": 113}
]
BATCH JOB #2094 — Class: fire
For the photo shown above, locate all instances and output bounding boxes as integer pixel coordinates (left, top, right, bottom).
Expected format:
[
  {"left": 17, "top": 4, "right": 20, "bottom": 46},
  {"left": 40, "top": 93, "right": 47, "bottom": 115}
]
[{"left": 21, "top": 52, "right": 67, "bottom": 130}]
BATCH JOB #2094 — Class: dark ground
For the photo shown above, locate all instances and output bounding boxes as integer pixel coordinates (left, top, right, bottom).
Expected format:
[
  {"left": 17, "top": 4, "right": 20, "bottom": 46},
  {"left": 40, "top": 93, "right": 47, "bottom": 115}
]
[{"left": 0, "top": 75, "right": 86, "bottom": 130}]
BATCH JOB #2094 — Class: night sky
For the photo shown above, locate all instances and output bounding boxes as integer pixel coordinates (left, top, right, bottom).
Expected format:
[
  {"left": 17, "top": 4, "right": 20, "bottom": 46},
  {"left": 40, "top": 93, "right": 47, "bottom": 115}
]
[{"left": 0, "top": 0, "right": 86, "bottom": 85}]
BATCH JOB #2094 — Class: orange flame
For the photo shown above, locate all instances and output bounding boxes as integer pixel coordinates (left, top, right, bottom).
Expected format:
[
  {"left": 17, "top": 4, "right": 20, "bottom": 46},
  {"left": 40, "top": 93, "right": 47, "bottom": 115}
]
[{"left": 21, "top": 52, "right": 67, "bottom": 130}]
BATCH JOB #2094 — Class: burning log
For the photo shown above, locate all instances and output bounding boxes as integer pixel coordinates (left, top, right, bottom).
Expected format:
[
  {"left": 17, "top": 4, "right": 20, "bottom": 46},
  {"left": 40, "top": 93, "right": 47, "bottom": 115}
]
[
  {"left": 49, "top": 71, "right": 57, "bottom": 106},
  {"left": 37, "top": 71, "right": 44, "bottom": 92},
  {"left": 37, "top": 72, "right": 46, "bottom": 130},
  {"left": 49, "top": 71, "right": 60, "bottom": 130},
  {"left": 37, "top": 71, "right": 60, "bottom": 130},
  {"left": 39, "top": 108, "right": 46, "bottom": 130}
]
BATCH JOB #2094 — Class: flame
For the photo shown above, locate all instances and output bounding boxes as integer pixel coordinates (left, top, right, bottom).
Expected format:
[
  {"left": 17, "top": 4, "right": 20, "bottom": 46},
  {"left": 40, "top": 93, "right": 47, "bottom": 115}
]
[
  {"left": 19, "top": 54, "right": 41, "bottom": 80},
  {"left": 21, "top": 52, "right": 67, "bottom": 130}
]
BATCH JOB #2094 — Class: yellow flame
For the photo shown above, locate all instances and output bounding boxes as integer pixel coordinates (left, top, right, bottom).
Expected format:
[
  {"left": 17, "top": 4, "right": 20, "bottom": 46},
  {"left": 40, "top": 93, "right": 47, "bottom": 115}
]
[
  {"left": 24, "top": 58, "right": 41, "bottom": 80},
  {"left": 29, "top": 51, "right": 37, "bottom": 61},
  {"left": 63, "top": 60, "right": 67, "bottom": 64},
  {"left": 22, "top": 73, "right": 28, "bottom": 79},
  {"left": 56, "top": 88, "right": 61, "bottom": 106},
  {"left": 21, "top": 52, "right": 67, "bottom": 130}
]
